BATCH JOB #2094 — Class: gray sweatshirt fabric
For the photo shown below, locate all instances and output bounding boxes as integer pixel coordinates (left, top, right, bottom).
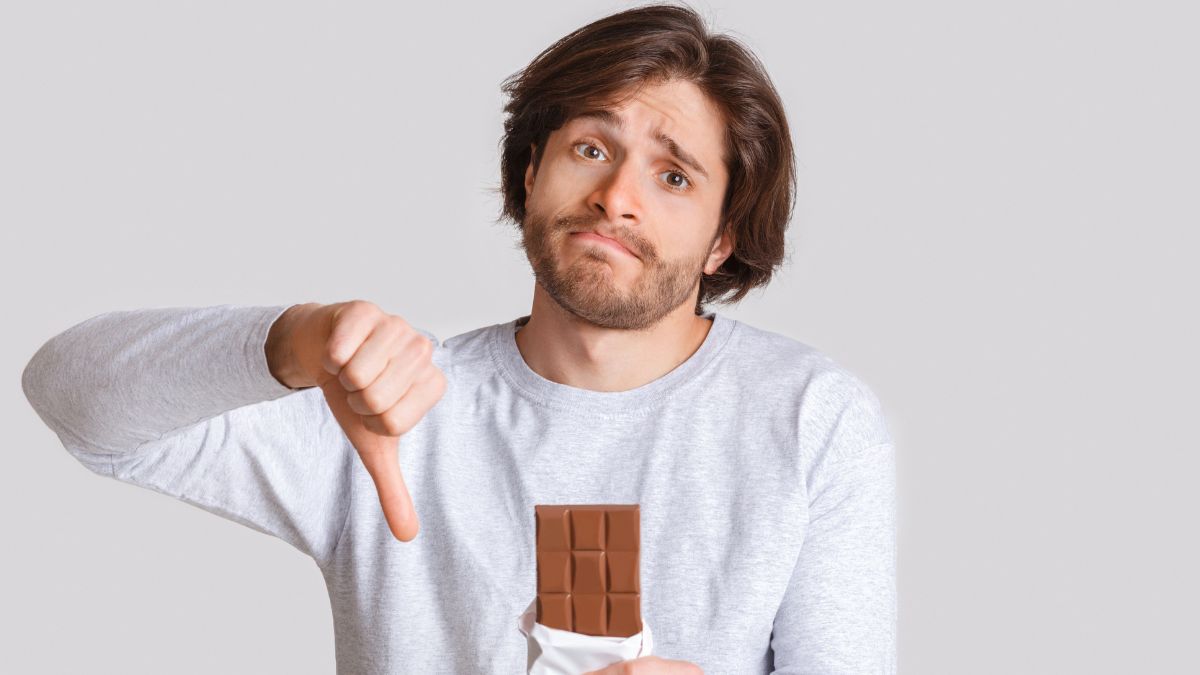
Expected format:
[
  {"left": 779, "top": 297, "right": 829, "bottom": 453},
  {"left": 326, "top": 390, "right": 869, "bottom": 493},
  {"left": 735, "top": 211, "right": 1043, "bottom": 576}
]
[{"left": 20, "top": 303, "right": 896, "bottom": 674}]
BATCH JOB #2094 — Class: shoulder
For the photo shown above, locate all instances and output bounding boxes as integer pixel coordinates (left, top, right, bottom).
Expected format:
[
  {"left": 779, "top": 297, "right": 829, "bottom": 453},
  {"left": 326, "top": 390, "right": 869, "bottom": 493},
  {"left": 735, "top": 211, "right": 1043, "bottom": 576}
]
[
  {"left": 723, "top": 317, "right": 892, "bottom": 463},
  {"left": 417, "top": 320, "right": 503, "bottom": 376}
]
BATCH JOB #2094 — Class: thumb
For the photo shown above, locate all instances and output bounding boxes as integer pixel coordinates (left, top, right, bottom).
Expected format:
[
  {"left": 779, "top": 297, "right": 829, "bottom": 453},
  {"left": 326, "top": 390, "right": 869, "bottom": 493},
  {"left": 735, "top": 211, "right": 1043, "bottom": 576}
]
[{"left": 320, "top": 377, "right": 420, "bottom": 543}]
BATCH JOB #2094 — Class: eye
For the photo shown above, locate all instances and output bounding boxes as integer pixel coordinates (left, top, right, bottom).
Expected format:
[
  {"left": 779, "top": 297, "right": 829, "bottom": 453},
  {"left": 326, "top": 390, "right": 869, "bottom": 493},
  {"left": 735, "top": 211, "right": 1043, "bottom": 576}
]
[
  {"left": 572, "top": 140, "right": 694, "bottom": 193},
  {"left": 659, "top": 169, "right": 692, "bottom": 192},
  {"left": 573, "top": 142, "right": 608, "bottom": 161}
]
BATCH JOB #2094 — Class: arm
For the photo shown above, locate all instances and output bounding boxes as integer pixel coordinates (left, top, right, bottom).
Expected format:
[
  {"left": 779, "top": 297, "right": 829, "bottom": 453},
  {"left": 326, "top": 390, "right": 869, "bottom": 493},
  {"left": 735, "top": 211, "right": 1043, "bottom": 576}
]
[
  {"left": 20, "top": 303, "right": 356, "bottom": 568},
  {"left": 771, "top": 379, "right": 897, "bottom": 674}
]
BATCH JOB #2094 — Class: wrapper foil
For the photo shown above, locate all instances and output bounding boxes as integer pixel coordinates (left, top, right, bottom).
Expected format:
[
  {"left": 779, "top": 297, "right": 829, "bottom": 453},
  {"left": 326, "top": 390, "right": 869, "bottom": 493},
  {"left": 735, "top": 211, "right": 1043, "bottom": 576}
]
[{"left": 517, "top": 597, "right": 654, "bottom": 674}]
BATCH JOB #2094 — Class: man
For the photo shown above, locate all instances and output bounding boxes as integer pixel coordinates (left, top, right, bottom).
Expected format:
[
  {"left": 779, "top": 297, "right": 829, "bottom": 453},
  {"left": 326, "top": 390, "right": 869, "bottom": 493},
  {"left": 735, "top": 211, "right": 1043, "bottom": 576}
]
[{"left": 21, "top": 3, "right": 895, "bottom": 673}]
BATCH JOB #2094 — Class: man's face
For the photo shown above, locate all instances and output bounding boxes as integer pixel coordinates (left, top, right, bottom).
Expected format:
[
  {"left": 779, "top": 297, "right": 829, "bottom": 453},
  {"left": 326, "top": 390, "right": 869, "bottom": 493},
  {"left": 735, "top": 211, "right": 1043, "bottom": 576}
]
[{"left": 521, "top": 78, "right": 733, "bottom": 331}]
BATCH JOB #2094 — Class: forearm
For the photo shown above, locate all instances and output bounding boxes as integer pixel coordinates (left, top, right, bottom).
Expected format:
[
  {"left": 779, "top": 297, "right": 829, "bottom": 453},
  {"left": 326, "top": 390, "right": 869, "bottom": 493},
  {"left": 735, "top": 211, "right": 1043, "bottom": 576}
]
[{"left": 21, "top": 303, "right": 303, "bottom": 456}]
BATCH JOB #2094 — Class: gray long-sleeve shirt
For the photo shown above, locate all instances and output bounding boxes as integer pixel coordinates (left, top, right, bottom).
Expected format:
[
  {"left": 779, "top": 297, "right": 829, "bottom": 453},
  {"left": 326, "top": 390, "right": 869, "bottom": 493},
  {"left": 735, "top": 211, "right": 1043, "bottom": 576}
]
[{"left": 20, "top": 304, "right": 896, "bottom": 674}]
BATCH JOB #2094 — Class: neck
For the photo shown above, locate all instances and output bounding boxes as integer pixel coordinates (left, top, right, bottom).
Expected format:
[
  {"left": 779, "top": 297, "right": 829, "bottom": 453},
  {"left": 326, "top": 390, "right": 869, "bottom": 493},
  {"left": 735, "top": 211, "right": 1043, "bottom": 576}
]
[{"left": 513, "top": 283, "right": 714, "bottom": 393}]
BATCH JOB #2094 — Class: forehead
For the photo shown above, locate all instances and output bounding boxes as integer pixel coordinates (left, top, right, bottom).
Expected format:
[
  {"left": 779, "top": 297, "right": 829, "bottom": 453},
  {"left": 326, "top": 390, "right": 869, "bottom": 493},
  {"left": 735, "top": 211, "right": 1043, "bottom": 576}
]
[{"left": 565, "top": 79, "right": 727, "bottom": 173}]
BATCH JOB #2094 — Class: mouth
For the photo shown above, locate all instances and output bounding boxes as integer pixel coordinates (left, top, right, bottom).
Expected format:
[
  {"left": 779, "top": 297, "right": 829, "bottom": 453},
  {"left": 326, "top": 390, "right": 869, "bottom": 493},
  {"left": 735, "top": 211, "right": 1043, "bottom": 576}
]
[{"left": 569, "top": 231, "right": 637, "bottom": 259}]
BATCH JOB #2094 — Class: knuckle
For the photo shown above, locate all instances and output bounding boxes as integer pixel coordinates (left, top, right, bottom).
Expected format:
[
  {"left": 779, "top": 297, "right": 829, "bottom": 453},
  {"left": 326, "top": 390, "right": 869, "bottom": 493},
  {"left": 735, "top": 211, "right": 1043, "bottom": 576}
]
[
  {"left": 340, "top": 364, "right": 370, "bottom": 391},
  {"left": 361, "top": 414, "right": 382, "bottom": 435},
  {"left": 325, "top": 341, "right": 348, "bottom": 367},
  {"left": 373, "top": 413, "right": 397, "bottom": 437},
  {"left": 378, "top": 418, "right": 398, "bottom": 437},
  {"left": 344, "top": 390, "right": 363, "bottom": 414},
  {"left": 338, "top": 299, "right": 381, "bottom": 325},
  {"left": 358, "top": 387, "right": 385, "bottom": 414},
  {"left": 338, "top": 300, "right": 363, "bottom": 319},
  {"left": 381, "top": 408, "right": 413, "bottom": 436},
  {"left": 346, "top": 298, "right": 376, "bottom": 313},
  {"left": 379, "top": 315, "right": 404, "bottom": 340}
]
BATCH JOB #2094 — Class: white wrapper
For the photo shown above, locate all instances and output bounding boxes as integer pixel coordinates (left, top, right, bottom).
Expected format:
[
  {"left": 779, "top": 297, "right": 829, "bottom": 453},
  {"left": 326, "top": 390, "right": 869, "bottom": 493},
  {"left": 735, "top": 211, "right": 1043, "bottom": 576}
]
[{"left": 517, "top": 598, "right": 654, "bottom": 674}]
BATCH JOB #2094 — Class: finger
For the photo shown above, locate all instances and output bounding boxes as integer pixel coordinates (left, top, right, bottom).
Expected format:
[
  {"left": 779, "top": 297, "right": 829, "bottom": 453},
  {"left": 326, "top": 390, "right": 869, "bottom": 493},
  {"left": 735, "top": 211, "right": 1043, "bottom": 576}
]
[
  {"left": 320, "top": 376, "right": 419, "bottom": 543},
  {"left": 346, "top": 332, "right": 433, "bottom": 416},
  {"left": 337, "top": 320, "right": 401, "bottom": 394},
  {"left": 582, "top": 656, "right": 705, "bottom": 675},
  {"left": 322, "top": 302, "right": 382, "bottom": 376},
  {"left": 360, "top": 363, "right": 445, "bottom": 437},
  {"left": 358, "top": 432, "right": 419, "bottom": 543}
]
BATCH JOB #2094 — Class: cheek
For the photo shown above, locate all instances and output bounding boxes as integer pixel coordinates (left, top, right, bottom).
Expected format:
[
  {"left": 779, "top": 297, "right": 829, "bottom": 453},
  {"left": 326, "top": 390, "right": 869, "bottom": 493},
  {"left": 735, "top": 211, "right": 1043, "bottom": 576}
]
[
  {"left": 649, "top": 197, "right": 707, "bottom": 235},
  {"left": 531, "top": 163, "right": 572, "bottom": 205},
  {"left": 552, "top": 160, "right": 602, "bottom": 194},
  {"left": 651, "top": 204, "right": 721, "bottom": 253}
]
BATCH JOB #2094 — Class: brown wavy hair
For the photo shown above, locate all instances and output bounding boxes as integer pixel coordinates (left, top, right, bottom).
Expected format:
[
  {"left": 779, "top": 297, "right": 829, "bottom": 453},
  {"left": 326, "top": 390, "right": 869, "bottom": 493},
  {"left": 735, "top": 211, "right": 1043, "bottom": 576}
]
[{"left": 493, "top": 1, "right": 796, "bottom": 315}]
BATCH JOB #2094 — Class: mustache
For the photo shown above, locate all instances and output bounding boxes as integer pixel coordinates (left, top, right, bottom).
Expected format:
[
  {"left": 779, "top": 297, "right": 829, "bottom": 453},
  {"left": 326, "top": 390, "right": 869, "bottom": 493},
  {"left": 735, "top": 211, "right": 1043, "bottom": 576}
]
[{"left": 555, "top": 212, "right": 598, "bottom": 232}]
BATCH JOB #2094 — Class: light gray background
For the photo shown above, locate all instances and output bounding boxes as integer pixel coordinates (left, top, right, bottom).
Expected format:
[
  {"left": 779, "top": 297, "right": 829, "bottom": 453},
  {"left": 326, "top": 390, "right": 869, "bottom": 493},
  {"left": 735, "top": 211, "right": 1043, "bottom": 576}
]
[{"left": 2, "top": 1, "right": 1196, "bottom": 673}]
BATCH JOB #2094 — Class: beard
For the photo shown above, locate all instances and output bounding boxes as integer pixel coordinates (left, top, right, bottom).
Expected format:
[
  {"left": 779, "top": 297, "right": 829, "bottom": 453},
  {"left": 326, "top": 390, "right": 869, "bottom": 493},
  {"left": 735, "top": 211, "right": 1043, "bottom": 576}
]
[{"left": 520, "top": 206, "right": 712, "bottom": 331}]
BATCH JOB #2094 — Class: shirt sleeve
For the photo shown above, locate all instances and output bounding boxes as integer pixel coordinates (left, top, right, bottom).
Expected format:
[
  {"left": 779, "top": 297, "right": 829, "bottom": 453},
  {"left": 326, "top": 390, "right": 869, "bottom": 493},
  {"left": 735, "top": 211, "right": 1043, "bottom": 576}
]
[
  {"left": 20, "top": 303, "right": 357, "bottom": 570},
  {"left": 771, "top": 374, "right": 897, "bottom": 674}
]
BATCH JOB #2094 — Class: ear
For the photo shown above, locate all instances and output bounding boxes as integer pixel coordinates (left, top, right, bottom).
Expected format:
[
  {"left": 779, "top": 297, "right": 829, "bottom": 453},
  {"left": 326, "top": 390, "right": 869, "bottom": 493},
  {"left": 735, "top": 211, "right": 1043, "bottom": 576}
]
[
  {"left": 703, "top": 226, "right": 735, "bottom": 275},
  {"left": 524, "top": 143, "right": 538, "bottom": 205}
]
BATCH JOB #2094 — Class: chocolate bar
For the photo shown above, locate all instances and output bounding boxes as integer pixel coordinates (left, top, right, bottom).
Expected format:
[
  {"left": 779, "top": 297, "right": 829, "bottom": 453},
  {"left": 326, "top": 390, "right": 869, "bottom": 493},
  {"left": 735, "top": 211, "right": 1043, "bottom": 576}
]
[{"left": 535, "top": 504, "right": 642, "bottom": 637}]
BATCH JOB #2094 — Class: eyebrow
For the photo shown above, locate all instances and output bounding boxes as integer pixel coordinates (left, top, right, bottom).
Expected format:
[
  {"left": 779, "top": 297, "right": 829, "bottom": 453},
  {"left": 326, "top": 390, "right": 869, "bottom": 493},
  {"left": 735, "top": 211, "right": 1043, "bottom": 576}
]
[{"left": 574, "top": 109, "right": 711, "bottom": 181}]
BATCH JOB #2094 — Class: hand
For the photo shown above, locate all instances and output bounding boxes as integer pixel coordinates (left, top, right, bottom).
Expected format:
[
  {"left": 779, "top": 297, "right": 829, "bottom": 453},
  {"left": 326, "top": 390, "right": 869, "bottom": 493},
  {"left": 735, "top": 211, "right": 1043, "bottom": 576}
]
[
  {"left": 582, "top": 656, "right": 705, "bottom": 674},
  {"left": 268, "top": 300, "right": 446, "bottom": 543}
]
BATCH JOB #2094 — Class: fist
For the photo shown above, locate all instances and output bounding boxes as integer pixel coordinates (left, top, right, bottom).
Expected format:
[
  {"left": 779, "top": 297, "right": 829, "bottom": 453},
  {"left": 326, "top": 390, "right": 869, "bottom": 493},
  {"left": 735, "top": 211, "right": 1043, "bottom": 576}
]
[{"left": 278, "top": 300, "right": 446, "bottom": 543}]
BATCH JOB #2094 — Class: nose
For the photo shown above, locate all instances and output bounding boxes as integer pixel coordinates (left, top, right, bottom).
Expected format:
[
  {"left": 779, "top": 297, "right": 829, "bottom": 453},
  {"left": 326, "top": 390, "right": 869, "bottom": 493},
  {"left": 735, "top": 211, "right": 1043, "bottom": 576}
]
[{"left": 588, "top": 157, "right": 642, "bottom": 226}]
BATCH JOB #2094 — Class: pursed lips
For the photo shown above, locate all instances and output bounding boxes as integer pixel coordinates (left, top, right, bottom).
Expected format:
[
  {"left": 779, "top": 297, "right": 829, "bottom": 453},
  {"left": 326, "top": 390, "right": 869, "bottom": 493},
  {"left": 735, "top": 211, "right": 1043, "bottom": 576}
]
[{"left": 570, "top": 230, "right": 637, "bottom": 258}]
